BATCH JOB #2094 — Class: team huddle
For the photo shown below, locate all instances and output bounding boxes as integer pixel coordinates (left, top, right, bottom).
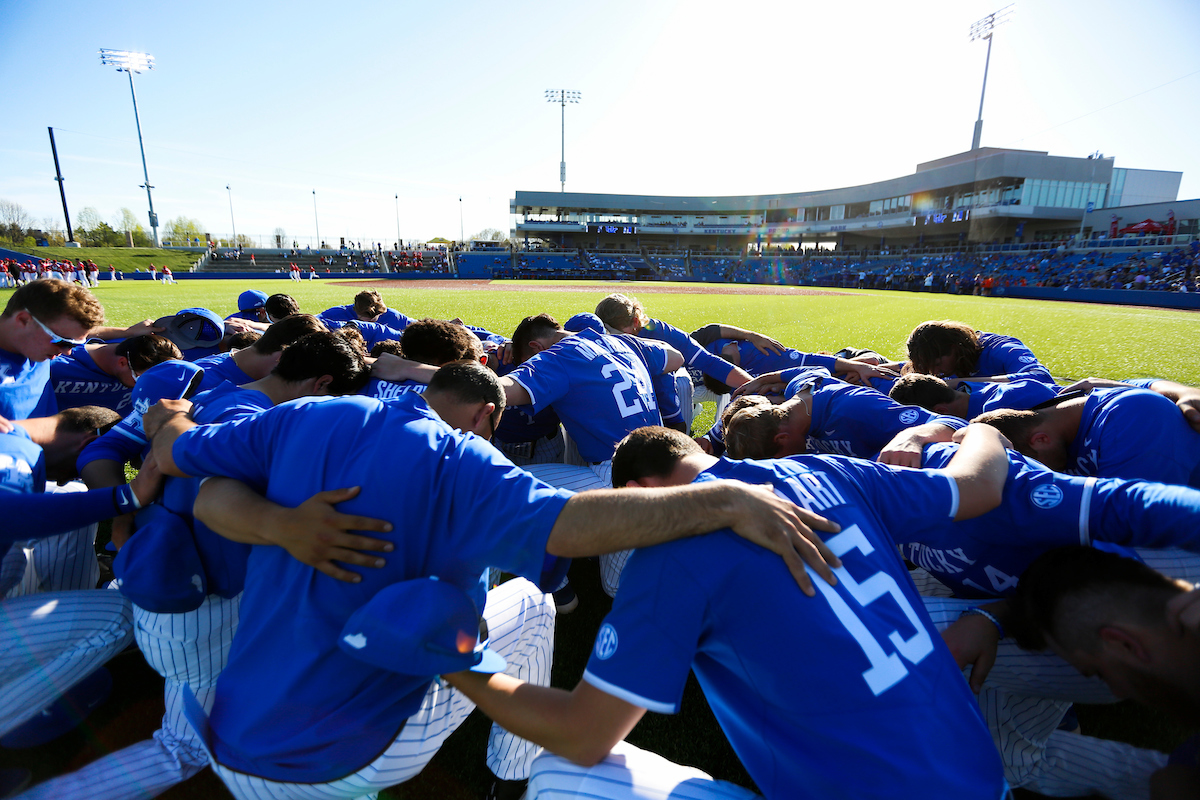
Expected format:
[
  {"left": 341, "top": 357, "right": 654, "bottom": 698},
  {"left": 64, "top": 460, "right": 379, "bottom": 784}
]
[{"left": 2, "top": 279, "right": 1199, "bottom": 800}]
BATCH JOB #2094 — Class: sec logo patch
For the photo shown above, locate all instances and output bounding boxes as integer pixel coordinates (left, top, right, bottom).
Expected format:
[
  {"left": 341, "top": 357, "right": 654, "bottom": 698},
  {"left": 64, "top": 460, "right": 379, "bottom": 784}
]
[
  {"left": 1030, "top": 484, "right": 1064, "bottom": 509},
  {"left": 789, "top": 351, "right": 800, "bottom": 360},
  {"left": 899, "top": 409, "right": 920, "bottom": 425},
  {"left": 594, "top": 623, "right": 619, "bottom": 660}
]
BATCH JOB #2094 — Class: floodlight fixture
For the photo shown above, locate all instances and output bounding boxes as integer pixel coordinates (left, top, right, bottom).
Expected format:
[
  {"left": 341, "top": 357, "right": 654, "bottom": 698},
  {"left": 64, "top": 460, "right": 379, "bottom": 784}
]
[
  {"left": 99, "top": 48, "right": 161, "bottom": 247},
  {"left": 968, "top": 5, "right": 1014, "bottom": 151},
  {"left": 545, "top": 89, "right": 581, "bottom": 192}
]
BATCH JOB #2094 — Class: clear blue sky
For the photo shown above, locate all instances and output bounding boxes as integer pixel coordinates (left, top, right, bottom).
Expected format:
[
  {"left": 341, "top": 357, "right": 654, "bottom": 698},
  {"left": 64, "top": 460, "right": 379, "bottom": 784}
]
[{"left": 2, "top": 0, "right": 1197, "bottom": 246}]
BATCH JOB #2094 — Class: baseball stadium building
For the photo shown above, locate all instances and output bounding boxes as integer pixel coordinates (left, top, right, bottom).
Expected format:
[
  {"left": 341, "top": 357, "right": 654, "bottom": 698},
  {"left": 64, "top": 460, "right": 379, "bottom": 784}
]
[{"left": 510, "top": 147, "right": 1192, "bottom": 254}]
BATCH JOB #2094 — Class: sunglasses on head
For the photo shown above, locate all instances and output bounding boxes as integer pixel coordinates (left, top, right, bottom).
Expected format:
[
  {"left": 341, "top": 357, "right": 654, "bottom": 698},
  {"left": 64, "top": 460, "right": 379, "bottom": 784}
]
[{"left": 26, "top": 310, "right": 88, "bottom": 348}]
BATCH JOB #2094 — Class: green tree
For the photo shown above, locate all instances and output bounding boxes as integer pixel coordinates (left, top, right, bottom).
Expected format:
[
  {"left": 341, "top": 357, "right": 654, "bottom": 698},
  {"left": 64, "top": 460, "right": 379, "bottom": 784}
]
[
  {"left": 0, "top": 199, "right": 32, "bottom": 243},
  {"left": 163, "top": 216, "right": 205, "bottom": 245}
]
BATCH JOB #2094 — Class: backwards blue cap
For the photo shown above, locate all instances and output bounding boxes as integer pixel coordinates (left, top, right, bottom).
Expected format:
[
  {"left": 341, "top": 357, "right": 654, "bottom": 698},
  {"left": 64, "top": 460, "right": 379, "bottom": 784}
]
[
  {"left": 152, "top": 308, "right": 225, "bottom": 351},
  {"left": 338, "top": 577, "right": 506, "bottom": 676},
  {"left": 565, "top": 312, "right": 605, "bottom": 335},
  {"left": 238, "top": 290, "right": 268, "bottom": 311}
]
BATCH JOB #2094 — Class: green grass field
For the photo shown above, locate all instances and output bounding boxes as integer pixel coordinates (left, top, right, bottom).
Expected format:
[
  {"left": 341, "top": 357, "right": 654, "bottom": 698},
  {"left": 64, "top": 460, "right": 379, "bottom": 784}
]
[
  {"left": 2, "top": 277, "right": 1197, "bottom": 799},
  {"left": 5, "top": 245, "right": 203, "bottom": 273}
]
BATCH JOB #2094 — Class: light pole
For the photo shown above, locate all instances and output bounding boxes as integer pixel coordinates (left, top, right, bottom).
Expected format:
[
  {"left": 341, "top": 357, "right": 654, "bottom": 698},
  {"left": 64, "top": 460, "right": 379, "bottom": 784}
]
[
  {"left": 459, "top": 197, "right": 464, "bottom": 246},
  {"left": 100, "top": 48, "right": 160, "bottom": 247},
  {"left": 394, "top": 194, "right": 401, "bottom": 249},
  {"left": 545, "top": 89, "right": 580, "bottom": 192},
  {"left": 312, "top": 190, "right": 321, "bottom": 250},
  {"left": 968, "top": 5, "right": 1013, "bottom": 151},
  {"left": 226, "top": 185, "right": 237, "bottom": 246}
]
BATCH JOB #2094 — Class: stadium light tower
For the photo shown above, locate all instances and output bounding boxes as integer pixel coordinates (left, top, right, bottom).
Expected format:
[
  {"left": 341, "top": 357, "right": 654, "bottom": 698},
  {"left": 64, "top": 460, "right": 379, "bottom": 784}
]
[
  {"left": 545, "top": 89, "right": 581, "bottom": 192},
  {"left": 226, "top": 185, "right": 237, "bottom": 245},
  {"left": 99, "top": 49, "right": 161, "bottom": 247},
  {"left": 968, "top": 5, "right": 1013, "bottom": 151}
]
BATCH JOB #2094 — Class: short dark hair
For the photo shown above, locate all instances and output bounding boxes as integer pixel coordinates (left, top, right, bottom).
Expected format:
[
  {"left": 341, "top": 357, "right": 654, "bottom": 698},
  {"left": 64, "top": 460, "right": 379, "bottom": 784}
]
[
  {"left": 906, "top": 320, "right": 981, "bottom": 376},
  {"left": 264, "top": 293, "right": 300, "bottom": 320},
  {"left": 251, "top": 314, "right": 326, "bottom": 355},
  {"left": 971, "top": 407, "right": 1043, "bottom": 452},
  {"left": 58, "top": 405, "right": 121, "bottom": 433},
  {"left": 702, "top": 373, "right": 733, "bottom": 396},
  {"left": 511, "top": 314, "right": 560, "bottom": 364},
  {"left": 426, "top": 360, "right": 505, "bottom": 420},
  {"left": 115, "top": 334, "right": 182, "bottom": 373},
  {"left": 3, "top": 279, "right": 105, "bottom": 329},
  {"left": 1009, "top": 546, "right": 1186, "bottom": 653},
  {"left": 612, "top": 426, "right": 701, "bottom": 488},
  {"left": 888, "top": 373, "right": 957, "bottom": 410},
  {"left": 271, "top": 331, "right": 370, "bottom": 395},
  {"left": 222, "top": 330, "right": 262, "bottom": 352},
  {"left": 400, "top": 319, "right": 483, "bottom": 366},
  {"left": 370, "top": 339, "right": 404, "bottom": 358}
]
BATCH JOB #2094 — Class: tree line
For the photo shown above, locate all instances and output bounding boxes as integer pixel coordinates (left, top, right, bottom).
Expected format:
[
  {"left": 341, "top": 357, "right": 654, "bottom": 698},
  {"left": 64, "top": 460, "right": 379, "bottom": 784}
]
[{"left": 0, "top": 199, "right": 251, "bottom": 250}]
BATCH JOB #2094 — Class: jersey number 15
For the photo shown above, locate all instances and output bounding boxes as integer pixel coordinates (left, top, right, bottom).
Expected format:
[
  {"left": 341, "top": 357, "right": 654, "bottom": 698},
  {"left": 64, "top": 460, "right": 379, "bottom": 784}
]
[{"left": 809, "top": 524, "right": 935, "bottom": 695}]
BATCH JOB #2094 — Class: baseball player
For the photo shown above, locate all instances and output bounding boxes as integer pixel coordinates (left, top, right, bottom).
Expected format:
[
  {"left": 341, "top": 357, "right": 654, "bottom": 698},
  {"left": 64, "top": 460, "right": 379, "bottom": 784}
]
[
  {"left": 976, "top": 386, "right": 1200, "bottom": 488},
  {"left": 904, "top": 320, "right": 1056, "bottom": 386},
  {"left": 722, "top": 367, "right": 964, "bottom": 464},
  {"left": 17, "top": 331, "right": 373, "bottom": 800},
  {"left": 141, "top": 360, "right": 838, "bottom": 800},
  {"left": 0, "top": 280, "right": 106, "bottom": 421},
  {"left": 193, "top": 314, "right": 327, "bottom": 392},
  {"left": 445, "top": 424, "right": 1012, "bottom": 800},
  {"left": 51, "top": 335, "right": 182, "bottom": 414},
  {"left": 223, "top": 290, "right": 271, "bottom": 333},
  {"left": 0, "top": 405, "right": 158, "bottom": 742},
  {"left": 888, "top": 372, "right": 1060, "bottom": 419},
  {"left": 319, "top": 289, "right": 412, "bottom": 330}
]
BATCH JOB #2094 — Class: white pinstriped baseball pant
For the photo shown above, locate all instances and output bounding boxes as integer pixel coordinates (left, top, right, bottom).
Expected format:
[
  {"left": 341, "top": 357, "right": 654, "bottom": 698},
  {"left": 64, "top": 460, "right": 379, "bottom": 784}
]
[
  {"left": 917, "top": 548, "right": 1200, "bottom": 800},
  {"left": 17, "top": 593, "right": 241, "bottom": 800},
  {"left": 0, "top": 589, "right": 133, "bottom": 738},
  {"left": 6, "top": 481, "right": 100, "bottom": 597},
  {"left": 204, "top": 577, "right": 554, "bottom": 800},
  {"left": 524, "top": 462, "right": 631, "bottom": 599},
  {"left": 528, "top": 741, "right": 761, "bottom": 800}
]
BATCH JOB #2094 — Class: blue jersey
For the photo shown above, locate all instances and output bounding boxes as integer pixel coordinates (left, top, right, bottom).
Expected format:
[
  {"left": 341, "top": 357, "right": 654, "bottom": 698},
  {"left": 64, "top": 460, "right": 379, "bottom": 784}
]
[
  {"left": 318, "top": 305, "right": 411, "bottom": 331},
  {"left": 194, "top": 352, "right": 253, "bottom": 393},
  {"left": 509, "top": 329, "right": 667, "bottom": 462},
  {"left": 620, "top": 333, "right": 683, "bottom": 426},
  {"left": 908, "top": 444, "right": 1200, "bottom": 599},
  {"left": 784, "top": 370, "right": 964, "bottom": 459},
  {"left": 157, "top": 381, "right": 275, "bottom": 598},
  {"left": 171, "top": 392, "right": 572, "bottom": 782},
  {"left": 640, "top": 318, "right": 735, "bottom": 382},
  {"left": 491, "top": 359, "right": 560, "bottom": 444},
  {"left": 321, "top": 319, "right": 406, "bottom": 351},
  {"left": 50, "top": 345, "right": 132, "bottom": 413},
  {"left": 707, "top": 339, "right": 836, "bottom": 377},
  {"left": 969, "top": 332, "right": 1054, "bottom": 385},
  {"left": 0, "top": 347, "right": 56, "bottom": 420},
  {"left": 584, "top": 456, "right": 1005, "bottom": 800},
  {"left": 1068, "top": 387, "right": 1200, "bottom": 488},
  {"left": 964, "top": 378, "right": 1059, "bottom": 419},
  {"left": 359, "top": 377, "right": 426, "bottom": 401}
]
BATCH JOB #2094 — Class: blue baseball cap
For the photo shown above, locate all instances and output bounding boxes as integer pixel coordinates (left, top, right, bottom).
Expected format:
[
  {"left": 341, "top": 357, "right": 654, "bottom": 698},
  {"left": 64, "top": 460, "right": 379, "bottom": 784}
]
[
  {"left": 238, "top": 290, "right": 268, "bottom": 311},
  {"left": 112, "top": 360, "right": 204, "bottom": 447},
  {"left": 338, "top": 578, "right": 506, "bottom": 676},
  {"left": 565, "top": 312, "right": 605, "bottom": 335},
  {"left": 113, "top": 505, "right": 208, "bottom": 613},
  {"left": 153, "top": 308, "right": 225, "bottom": 351}
]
